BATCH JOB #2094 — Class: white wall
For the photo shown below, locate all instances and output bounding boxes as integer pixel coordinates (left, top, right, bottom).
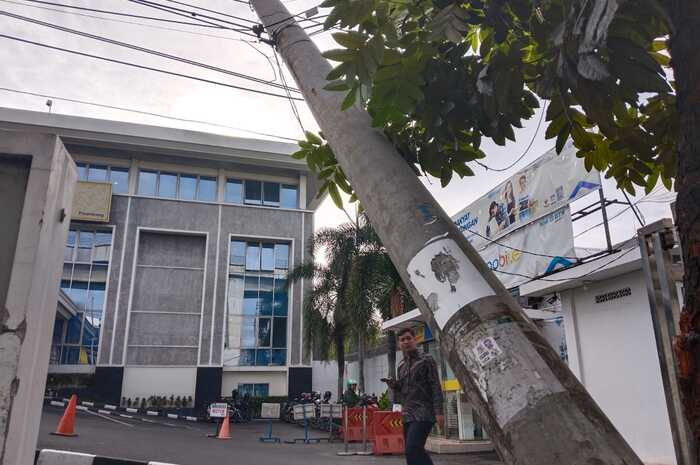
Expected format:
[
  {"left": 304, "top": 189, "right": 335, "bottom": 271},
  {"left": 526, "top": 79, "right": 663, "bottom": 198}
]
[
  {"left": 221, "top": 371, "right": 287, "bottom": 397},
  {"left": 312, "top": 360, "right": 340, "bottom": 400},
  {"left": 122, "top": 367, "right": 196, "bottom": 399},
  {"left": 562, "top": 270, "right": 676, "bottom": 465}
]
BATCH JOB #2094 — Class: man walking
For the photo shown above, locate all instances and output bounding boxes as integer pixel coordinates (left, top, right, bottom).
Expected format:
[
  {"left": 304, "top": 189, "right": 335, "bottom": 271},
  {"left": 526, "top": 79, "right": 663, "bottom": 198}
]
[{"left": 382, "top": 327, "right": 444, "bottom": 465}]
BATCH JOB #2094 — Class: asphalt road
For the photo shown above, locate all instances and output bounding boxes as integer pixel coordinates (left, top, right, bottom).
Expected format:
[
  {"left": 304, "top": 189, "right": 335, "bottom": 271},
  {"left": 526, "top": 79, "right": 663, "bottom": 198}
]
[{"left": 39, "top": 408, "right": 501, "bottom": 465}]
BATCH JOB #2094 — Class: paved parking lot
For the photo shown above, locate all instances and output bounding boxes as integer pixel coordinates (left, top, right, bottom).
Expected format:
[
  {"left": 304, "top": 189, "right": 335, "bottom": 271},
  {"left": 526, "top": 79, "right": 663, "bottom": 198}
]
[{"left": 39, "top": 407, "right": 501, "bottom": 465}]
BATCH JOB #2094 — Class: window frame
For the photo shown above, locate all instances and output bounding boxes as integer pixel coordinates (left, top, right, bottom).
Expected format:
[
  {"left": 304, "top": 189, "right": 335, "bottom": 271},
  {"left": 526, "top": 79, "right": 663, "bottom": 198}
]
[{"left": 75, "top": 162, "right": 130, "bottom": 194}]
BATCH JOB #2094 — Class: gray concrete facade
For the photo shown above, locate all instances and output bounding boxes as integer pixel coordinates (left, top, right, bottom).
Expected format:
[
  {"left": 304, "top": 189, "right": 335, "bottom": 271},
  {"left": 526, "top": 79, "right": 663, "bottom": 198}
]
[{"left": 0, "top": 130, "right": 77, "bottom": 465}]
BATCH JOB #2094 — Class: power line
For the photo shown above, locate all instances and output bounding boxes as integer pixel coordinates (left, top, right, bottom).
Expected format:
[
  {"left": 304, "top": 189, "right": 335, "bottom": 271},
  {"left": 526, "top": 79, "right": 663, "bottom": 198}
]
[
  {"left": 159, "top": 0, "right": 258, "bottom": 24},
  {"left": 274, "top": 49, "right": 305, "bottom": 135},
  {"left": 0, "top": 0, "right": 279, "bottom": 82},
  {"left": 0, "top": 33, "right": 305, "bottom": 100},
  {"left": 494, "top": 247, "right": 637, "bottom": 283},
  {"left": 459, "top": 226, "right": 579, "bottom": 260},
  {"left": 128, "top": 0, "right": 256, "bottom": 34},
  {"left": 475, "top": 100, "right": 547, "bottom": 172},
  {"left": 0, "top": 86, "right": 301, "bottom": 141},
  {"left": 0, "top": 10, "right": 301, "bottom": 94},
  {"left": 9, "top": 0, "right": 225, "bottom": 28}
]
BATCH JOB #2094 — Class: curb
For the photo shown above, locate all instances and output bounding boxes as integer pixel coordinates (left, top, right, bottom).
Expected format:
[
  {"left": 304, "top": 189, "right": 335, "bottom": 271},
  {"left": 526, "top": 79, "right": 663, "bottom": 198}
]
[
  {"left": 36, "top": 449, "right": 180, "bottom": 465},
  {"left": 45, "top": 398, "right": 200, "bottom": 423}
]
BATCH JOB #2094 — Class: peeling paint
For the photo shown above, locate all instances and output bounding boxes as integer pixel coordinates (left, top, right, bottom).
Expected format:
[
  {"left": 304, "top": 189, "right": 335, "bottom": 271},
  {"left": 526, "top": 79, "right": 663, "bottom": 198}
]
[{"left": 407, "top": 237, "right": 494, "bottom": 329}]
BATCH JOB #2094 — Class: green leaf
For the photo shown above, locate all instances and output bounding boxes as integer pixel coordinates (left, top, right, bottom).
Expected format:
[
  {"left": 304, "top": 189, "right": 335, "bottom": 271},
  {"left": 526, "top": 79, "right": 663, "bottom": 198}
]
[
  {"left": 322, "top": 49, "right": 358, "bottom": 62},
  {"left": 555, "top": 123, "right": 571, "bottom": 153},
  {"left": 662, "top": 174, "right": 673, "bottom": 191},
  {"left": 341, "top": 85, "right": 358, "bottom": 110},
  {"left": 545, "top": 115, "right": 568, "bottom": 140},
  {"left": 327, "top": 182, "right": 343, "bottom": 209},
  {"left": 452, "top": 162, "right": 475, "bottom": 178},
  {"left": 571, "top": 123, "right": 595, "bottom": 151},
  {"left": 324, "top": 80, "right": 351, "bottom": 91},
  {"left": 332, "top": 31, "right": 368, "bottom": 49},
  {"left": 645, "top": 170, "right": 659, "bottom": 194},
  {"left": 305, "top": 131, "right": 322, "bottom": 145},
  {"left": 326, "top": 63, "right": 349, "bottom": 81},
  {"left": 291, "top": 150, "right": 307, "bottom": 160}
]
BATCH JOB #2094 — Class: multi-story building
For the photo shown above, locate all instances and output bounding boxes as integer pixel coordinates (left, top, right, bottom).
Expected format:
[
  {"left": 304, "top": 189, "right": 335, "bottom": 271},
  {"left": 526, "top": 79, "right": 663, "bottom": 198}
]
[{"left": 0, "top": 107, "right": 319, "bottom": 409}]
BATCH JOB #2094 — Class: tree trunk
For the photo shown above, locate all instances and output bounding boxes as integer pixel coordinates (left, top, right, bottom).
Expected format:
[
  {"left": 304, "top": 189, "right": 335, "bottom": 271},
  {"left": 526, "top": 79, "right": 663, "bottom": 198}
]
[
  {"left": 387, "top": 330, "right": 397, "bottom": 405},
  {"left": 358, "top": 333, "right": 366, "bottom": 395},
  {"left": 668, "top": 2, "right": 700, "bottom": 457},
  {"left": 250, "top": 2, "right": 644, "bottom": 463},
  {"left": 335, "top": 332, "right": 345, "bottom": 403}
]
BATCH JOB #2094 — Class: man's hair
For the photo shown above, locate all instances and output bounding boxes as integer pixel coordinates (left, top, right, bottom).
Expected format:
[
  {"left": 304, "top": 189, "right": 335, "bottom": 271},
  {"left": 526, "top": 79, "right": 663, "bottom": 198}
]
[{"left": 397, "top": 327, "right": 415, "bottom": 337}]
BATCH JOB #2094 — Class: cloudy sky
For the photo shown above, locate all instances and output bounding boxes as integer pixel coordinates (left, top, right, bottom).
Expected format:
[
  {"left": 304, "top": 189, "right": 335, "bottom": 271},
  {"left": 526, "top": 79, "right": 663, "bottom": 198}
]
[{"left": 0, "top": 0, "right": 675, "bottom": 252}]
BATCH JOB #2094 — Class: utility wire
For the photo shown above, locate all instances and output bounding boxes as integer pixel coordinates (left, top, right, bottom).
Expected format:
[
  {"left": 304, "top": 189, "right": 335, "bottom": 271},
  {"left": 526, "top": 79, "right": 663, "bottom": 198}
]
[
  {"left": 128, "top": 0, "right": 256, "bottom": 34},
  {"left": 0, "top": 86, "right": 301, "bottom": 141},
  {"left": 475, "top": 101, "right": 547, "bottom": 172},
  {"left": 0, "top": 33, "right": 305, "bottom": 100},
  {"left": 458, "top": 226, "right": 579, "bottom": 260},
  {"left": 0, "top": 0, "right": 279, "bottom": 82},
  {"left": 10, "top": 0, "right": 224, "bottom": 28},
  {"left": 494, "top": 247, "right": 636, "bottom": 283},
  {"left": 0, "top": 10, "right": 301, "bottom": 93},
  {"left": 159, "top": 0, "right": 258, "bottom": 24},
  {"left": 274, "top": 49, "right": 305, "bottom": 135}
]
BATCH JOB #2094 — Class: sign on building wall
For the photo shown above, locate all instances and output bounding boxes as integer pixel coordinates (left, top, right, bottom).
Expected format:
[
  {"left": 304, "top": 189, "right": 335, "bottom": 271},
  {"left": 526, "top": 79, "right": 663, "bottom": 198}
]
[
  {"left": 477, "top": 206, "right": 576, "bottom": 289},
  {"left": 452, "top": 142, "right": 601, "bottom": 250},
  {"left": 72, "top": 181, "right": 112, "bottom": 222}
]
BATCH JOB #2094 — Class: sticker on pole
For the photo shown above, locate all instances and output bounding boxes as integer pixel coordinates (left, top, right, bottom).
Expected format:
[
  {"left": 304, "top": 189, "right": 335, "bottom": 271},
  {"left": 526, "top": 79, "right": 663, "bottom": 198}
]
[
  {"left": 261, "top": 403, "right": 281, "bottom": 419},
  {"left": 472, "top": 336, "right": 503, "bottom": 367},
  {"left": 407, "top": 237, "right": 495, "bottom": 329},
  {"left": 209, "top": 403, "right": 228, "bottom": 418}
]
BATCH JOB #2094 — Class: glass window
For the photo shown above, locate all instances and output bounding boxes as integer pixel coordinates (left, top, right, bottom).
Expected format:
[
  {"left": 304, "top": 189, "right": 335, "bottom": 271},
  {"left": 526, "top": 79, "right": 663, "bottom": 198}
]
[
  {"left": 243, "top": 276, "right": 259, "bottom": 316},
  {"left": 77, "top": 231, "right": 94, "bottom": 262},
  {"left": 244, "top": 180, "right": 262, "bottom": 205},
  {"left": 281, "top": 185, "right": 298, "bottom": 209},
  {"left": 271, "top": 349, "right": 286, "bottom": 366},
  {"left": 274, "top": 244, "right": 289, "bottom": 270},
  {"left": 76, "top": 162, "right": 88, "bottom": 181},
  {"left": 225, "top": 179, "right": 243, "bottom": 204},
  {"left": 230, "top": 241, "right": 246, "bottom": 266},
  {"left": 65, "top": 315, "right": 83, "bottom": 344},
  {"left": 87, "top": 282, "right": 106, "bottom": 314},
  {"left": 273, "top": 278, "right": 288, "bottom": 316},
  {"left": 254, "top": 384, "right": 270, "bottom": 397},
  {"left": 180, "top": 174, "right": 197, "bottom": 200},
  {"left": 273, "top": 318, "right": 286, "bottom": 348},
  {"left": 263, "top": 182, "right": 280, "bottom": 206},
  {"left": 138, "top": 170, "right": 157, "bottom": 196},
  {"left": 255, "top": 349, "right": 271, "bottom": 366},
  {"left": 241, "top": 317, "right": 256, "bottom": 347},
  {"left": 61, "top": 346, "right": 81, "bottom": 365},
  {"left": 158, "top": 172, "right": 177, "bottom": 198},
  {"left": 65, "top": 229, "right": 76, "bottom": 262},
  {"left": 259, "top": 277, "right": 273, "bottom": 316},
  {"left": 261, "top": 243, "right": 275, "bottom": 271},
  {"left": 95, "top": 231, "right": 112, "bottom": 247},
  {"left": 198, "top": 176, "right": 217, "bottom": 201},
  {"left": 257, "top": 318, "right": 271, "bottom": 346},
  {"left": 87, "top": 164, "right": 108, "bottom": 182},
  {"left": 68, "top": 281, "right": 89, "bottom": 311},
  {"left": 246, "top": 243, "right": 260, "bottom": 271},
  {"left": 110, "top": 167, "right": 129, "bottom": 194},
  {"left": 239, "top": 349, "right": 255, "bottom": 366}
]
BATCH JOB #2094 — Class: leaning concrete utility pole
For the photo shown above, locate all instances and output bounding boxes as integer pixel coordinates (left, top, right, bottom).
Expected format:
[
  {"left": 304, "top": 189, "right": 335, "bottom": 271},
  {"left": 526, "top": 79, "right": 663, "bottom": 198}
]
[{"left": 249, "top": 2, "right": 644, "bottom": 463}]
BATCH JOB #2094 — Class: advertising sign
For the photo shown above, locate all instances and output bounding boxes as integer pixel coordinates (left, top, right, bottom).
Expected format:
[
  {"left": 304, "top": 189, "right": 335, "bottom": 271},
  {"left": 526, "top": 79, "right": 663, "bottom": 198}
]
[
  {"left": 477, "top": 206, "right": 576, "bottom": 288},
  {"left": 261, "top": 403, "right": 281, "bottom": 419},
  {"left": 320, "top": 403, "right": 343, "bottom": 419},
  {"left": 452, "top": 142, "right": 600, "bottom": 250}
]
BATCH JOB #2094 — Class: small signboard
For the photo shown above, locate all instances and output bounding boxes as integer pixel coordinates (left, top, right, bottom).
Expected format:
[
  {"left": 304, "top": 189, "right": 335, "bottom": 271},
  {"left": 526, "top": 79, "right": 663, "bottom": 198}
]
[
  {"left": 209, "top": 402, "right": 228, "bottom": 418},
  {"left": 261, "top": 403, "right": 281, "bottom": 419},
  {"left": 72, "top": 181, "right": 112, "bottom": 223},
  {"left": 293, "top": 404, "right": 305, "bottom": 421},
  {"left": 320, "top": 403, "right": 343, "bottom": 419},
  {"left": 293, "top": 404, "right": 316, "bottom": 420},
  {"left": 392, "top": 404, "right": 402, "bottom": 413}
]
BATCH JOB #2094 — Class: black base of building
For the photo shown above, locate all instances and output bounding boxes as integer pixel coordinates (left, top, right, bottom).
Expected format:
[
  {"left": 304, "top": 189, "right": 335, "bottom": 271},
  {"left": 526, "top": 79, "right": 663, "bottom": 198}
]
[
  {"left": 194, "top": 367, "right": 222, "bottom": 414},
  {"left": 288, "top": 367, "right": 312, "bottom": 399}
]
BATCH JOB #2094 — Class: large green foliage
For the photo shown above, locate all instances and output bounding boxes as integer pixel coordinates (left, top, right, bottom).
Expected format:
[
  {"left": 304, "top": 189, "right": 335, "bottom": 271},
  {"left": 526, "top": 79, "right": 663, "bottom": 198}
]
[{"left": 292, "top": 0, "right": 674, "bottom": 200}]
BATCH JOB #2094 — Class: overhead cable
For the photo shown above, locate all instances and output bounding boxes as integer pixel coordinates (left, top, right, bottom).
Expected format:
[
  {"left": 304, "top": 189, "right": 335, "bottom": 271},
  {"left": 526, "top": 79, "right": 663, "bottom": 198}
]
[
  {"left": 0, "top": 86, "right": 301, "bottom": 141},
  {"left": 0, "top": 33, "right": 305, "bottom": 100},
  {"left": 0, "top": 10, "right": 301, "bottom": 93}
]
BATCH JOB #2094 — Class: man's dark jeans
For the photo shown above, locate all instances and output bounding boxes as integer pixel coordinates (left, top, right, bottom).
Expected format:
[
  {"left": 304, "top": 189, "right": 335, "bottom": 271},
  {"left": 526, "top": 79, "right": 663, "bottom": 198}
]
[{"left": 403, "top": 421, "right": 434, "bottom": 465}]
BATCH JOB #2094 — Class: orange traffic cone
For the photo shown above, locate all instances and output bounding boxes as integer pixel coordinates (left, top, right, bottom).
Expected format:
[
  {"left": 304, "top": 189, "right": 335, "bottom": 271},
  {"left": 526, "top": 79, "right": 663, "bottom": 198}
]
[
  {"left": 216, "top": 411, "right": 231, "bottom": 440},
  {"left": 51, "top": 394, "right": 78, "bottom": 437}
]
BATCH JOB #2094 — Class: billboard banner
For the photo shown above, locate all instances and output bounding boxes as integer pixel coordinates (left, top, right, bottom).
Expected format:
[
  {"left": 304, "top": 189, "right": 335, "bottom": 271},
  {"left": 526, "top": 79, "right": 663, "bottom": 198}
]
[
  {"left": 476, "top": 206, "right": 576, "bottom": 289},
  {"left": 452, "top": 142, "right": 600, "bottom": 250}
]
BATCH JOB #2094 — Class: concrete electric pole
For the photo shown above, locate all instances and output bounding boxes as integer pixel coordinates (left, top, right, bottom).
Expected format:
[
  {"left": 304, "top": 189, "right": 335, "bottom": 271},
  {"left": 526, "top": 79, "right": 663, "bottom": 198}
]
[{"left": 249, "top": 1, "right": 644, "bottom": 463}]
